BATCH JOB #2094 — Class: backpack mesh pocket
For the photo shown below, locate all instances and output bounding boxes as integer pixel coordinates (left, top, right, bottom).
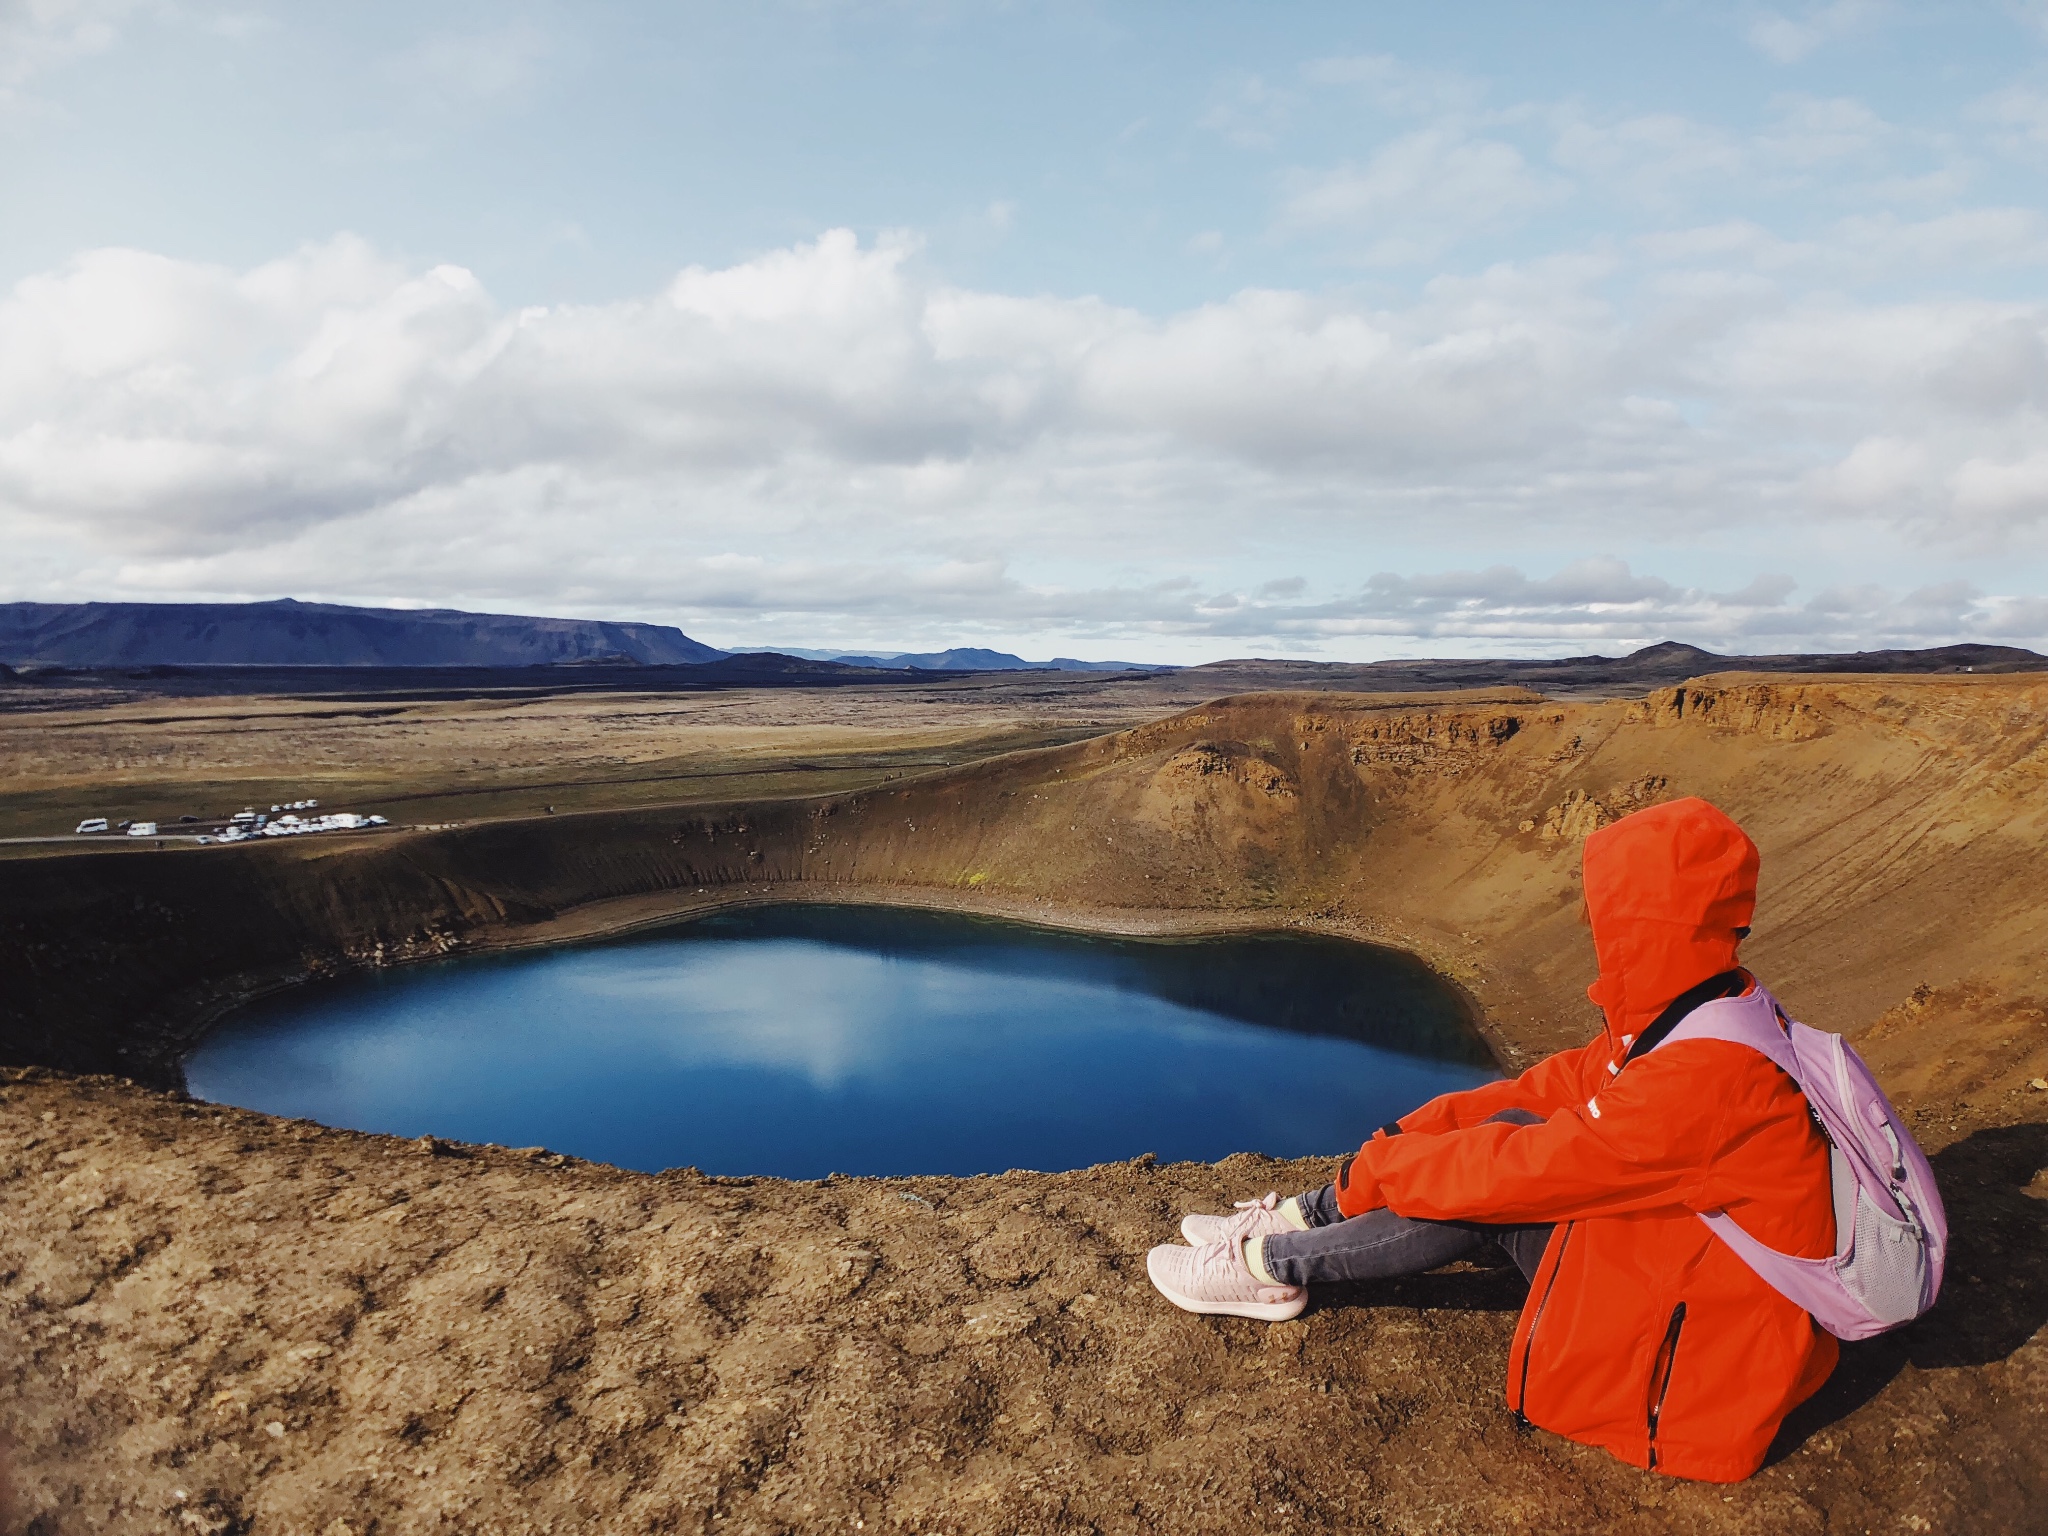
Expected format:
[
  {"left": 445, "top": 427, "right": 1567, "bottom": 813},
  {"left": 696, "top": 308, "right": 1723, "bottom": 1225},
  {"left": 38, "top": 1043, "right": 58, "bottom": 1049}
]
[{"left": 1841, "top": 1192, "right": 1930, "bottom": 1327}]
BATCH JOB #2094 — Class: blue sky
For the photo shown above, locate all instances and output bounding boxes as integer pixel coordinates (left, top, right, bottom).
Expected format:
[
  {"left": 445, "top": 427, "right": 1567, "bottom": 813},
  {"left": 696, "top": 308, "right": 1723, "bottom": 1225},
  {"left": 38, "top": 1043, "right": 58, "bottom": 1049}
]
[{"left": 3, "top": 0, "right": 2047, "bottom": 660}]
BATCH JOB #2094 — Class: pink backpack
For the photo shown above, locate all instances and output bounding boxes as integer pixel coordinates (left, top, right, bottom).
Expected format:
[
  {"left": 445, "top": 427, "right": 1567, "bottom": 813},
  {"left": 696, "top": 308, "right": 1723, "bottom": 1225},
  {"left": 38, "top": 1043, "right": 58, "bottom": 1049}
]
[{"left": 1657, "top": 985, "right": 1947, "bottom": 1341}]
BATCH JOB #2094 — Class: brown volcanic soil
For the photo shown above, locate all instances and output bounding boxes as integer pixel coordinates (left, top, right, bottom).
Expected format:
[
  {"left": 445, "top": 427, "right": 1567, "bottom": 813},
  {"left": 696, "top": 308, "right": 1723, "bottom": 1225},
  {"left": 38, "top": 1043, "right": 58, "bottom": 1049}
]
[{"left": 2, "top": 673, "right": 2047, "bottom": 1532}]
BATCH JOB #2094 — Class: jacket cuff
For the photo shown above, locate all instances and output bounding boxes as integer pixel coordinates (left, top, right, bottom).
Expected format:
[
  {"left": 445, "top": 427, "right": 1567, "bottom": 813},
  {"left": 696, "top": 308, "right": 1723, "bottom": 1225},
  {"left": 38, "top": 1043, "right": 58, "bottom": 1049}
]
[{"left": 1334, "top": 1144, "right": 1388, "bottom": 1218}]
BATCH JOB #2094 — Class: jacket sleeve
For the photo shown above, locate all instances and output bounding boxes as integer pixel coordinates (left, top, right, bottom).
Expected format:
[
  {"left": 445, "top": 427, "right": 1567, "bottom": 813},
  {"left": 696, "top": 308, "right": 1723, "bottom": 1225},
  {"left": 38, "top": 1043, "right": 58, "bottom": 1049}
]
[
  {"left": 1387, "top": 1035, "right": 1607, "bottom": 1137},
  {"left": 1336, "top": 1040, "right": 1741, "bottom": 1222}
]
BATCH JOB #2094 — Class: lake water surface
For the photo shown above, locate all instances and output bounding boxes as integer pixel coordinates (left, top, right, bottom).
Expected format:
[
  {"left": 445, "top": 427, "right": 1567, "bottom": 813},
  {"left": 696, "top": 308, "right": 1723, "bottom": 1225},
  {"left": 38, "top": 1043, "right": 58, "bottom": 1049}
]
[{"left": 185, "top": 904, "right": 1499, "bottom": 1178}]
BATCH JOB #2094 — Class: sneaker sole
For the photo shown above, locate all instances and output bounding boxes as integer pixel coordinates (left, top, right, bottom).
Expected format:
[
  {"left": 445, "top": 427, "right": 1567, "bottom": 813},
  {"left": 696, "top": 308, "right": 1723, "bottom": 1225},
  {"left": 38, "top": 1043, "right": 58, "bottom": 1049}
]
[{"left": 1146, "top": 1247, "right": 1308, "bottom": 1322}]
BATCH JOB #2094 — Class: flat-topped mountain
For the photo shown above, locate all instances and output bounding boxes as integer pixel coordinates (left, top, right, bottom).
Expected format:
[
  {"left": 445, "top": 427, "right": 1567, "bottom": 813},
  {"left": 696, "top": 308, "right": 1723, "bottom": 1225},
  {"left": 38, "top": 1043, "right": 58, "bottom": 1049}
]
[{"left": 0, "top": 599, "right": 728, "bottom": 668}]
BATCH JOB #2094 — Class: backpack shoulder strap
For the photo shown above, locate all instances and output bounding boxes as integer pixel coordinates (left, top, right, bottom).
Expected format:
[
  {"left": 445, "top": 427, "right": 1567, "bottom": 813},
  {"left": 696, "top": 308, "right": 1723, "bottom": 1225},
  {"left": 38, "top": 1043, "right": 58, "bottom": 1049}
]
[
  {"left": 1654, "top": 985, "right": 1800, "bottom": 1081},
  {"left": 1621, "top": 968, "right": 1749, "bottom": 1064}
]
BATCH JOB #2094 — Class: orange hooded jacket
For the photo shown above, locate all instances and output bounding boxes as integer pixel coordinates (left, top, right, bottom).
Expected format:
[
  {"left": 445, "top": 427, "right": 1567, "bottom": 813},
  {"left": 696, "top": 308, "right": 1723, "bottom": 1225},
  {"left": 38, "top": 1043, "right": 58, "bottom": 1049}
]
[{"left": 1335, "top": 797, "right": 1837, "bottom": 1482}]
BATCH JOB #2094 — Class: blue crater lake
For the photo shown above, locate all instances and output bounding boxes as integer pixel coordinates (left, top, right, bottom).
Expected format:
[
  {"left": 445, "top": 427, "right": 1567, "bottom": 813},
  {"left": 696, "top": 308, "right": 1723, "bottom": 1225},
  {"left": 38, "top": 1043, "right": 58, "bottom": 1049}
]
[{"left": 184, "top": 904, "right": 1500, "bottom": 1179}]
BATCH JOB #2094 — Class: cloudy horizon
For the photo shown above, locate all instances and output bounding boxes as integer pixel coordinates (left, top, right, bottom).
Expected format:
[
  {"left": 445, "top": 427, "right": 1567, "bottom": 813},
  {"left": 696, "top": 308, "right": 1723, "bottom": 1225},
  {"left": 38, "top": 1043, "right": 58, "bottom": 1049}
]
[{"left": 3, "top": 2, "right": 2046, "bottom": 664}]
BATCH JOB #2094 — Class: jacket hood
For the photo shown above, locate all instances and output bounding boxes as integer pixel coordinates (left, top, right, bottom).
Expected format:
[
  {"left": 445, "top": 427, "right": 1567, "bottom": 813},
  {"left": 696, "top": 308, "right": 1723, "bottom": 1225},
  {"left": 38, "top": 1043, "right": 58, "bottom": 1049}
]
[{"left": 1582, "top": 796, "right": 1758, "bottom": 1046}]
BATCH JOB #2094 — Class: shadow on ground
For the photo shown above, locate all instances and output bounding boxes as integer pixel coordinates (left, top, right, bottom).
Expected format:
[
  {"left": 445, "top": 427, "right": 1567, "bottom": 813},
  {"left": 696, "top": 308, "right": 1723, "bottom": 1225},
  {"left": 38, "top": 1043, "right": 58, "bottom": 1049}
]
[{"left": 1769, "top": 1121, "right": 2048, "bottom": 1462}]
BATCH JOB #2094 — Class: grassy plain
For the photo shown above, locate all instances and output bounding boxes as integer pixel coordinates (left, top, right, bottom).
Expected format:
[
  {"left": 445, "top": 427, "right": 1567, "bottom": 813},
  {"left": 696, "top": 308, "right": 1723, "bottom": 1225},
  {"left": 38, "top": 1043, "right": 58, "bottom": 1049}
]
[{"left": 0, "top": 674, "right": 1177, "bottom": 845}]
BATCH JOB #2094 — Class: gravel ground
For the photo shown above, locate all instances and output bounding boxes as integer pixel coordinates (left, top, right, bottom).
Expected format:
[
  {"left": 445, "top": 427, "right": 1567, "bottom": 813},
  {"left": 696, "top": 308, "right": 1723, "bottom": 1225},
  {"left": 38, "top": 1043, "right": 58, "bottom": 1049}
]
[{"left": 1, "top": 1062, "right": 2042, "bottom": 1535}]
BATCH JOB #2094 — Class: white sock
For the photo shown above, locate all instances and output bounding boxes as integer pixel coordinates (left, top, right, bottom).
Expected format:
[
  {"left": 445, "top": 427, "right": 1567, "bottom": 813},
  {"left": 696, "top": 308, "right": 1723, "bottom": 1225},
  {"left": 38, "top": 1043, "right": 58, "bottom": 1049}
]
[
  {"left": 1243, "top": 1236, "right": 1282, "bottom": 1286},
  {"left": 1277, "top": 1196, "right": 1311, "bottom": 1231}
]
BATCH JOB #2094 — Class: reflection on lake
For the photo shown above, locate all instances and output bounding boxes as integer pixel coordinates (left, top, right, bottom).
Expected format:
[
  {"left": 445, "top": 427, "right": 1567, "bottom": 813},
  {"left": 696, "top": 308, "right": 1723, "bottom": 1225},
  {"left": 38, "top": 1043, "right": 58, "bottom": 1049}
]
[{"left": 185, "top": 904, "right": 1499, "bottom": 1178}]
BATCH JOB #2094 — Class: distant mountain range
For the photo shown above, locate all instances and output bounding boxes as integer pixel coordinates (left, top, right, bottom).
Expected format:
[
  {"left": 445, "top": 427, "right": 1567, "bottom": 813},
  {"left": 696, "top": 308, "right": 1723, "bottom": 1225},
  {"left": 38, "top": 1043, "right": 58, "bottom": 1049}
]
[
  {"left": 1155, "top": 639, "right": 2048, "bottom": 698},
  {"left": 0, "top": 600, "right": 1168, "bottom": 674},
  {"left": 3, "top": 604, "right": 2037, "bottom": 688},
  {"left": 0, "top": 599, "right": 728, "bottom": 668},
  {"left": 773, "top": 646, "right": 1152, "bottom": 673}
]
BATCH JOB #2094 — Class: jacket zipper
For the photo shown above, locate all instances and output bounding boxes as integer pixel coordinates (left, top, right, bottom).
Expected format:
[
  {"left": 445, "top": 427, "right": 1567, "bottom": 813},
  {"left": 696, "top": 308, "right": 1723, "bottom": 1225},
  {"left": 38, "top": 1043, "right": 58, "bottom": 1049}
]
[
  {"left": 1645, "top": 1301, "right": 1688, "bottom": 1471},
  {"left": 1512, "top": 1221, "right": 1574, "bottom": 1429}
]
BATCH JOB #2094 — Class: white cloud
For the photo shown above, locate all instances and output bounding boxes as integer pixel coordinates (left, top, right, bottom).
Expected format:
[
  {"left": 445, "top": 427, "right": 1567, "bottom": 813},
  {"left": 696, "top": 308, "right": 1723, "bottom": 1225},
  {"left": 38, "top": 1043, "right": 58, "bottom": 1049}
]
[
  {"left": 1545, "top": 92, "right": 1910, "bottom": 217},
  {"left": 1635, "top": 208, "right": 2048, "bottom": 289},
  {"left": 1810, "top": 435, "right": 1932, "bottom": 511},
  {"left": 1833, "top": 205, "right": 2048, "bottom": 273},
  {"left": 385, "top": 20, "right": 552, "bottom": 110},
  {"left": 1278, "top": 129, "right": 1567, "bottom": 264},
  {"left": 1, "top": 228, "right": 2044, "bottom": 653},
  {"left": 1753, "top": 93, "right": 1891, "bottom": 169},
  {"left": 1271, "top": 90, "right": 1926, "bottom": 271},
  {"left": 1199, "top": 73, "right": 1292, "bottom": 148},
  {"left": 1552, "top": 113, "right": 1746, "bottom": 210},
  {"left": 1111, "top": 559, "right": 2043, "bottom": 654},
  {"left": 0, "top": 0, "right": 140, "bottom": 94},
  {"left": 1972, "top": 84, "right": 2048, "bottom": 153},
  {"left": 1301, "top": 53, "right": 1485, "bottom": 118},
  {"left": 1950, "top": 450, "right": 2048, "bottom": 534},
  {"left": 1745, "top": 1, "right": 1889, "bottom": 65}
]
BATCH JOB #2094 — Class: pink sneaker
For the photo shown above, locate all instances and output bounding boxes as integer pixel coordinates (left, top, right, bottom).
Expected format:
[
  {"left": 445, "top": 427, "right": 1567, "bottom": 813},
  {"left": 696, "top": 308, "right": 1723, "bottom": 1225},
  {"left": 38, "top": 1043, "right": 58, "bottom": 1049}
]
[
  {"left": 1147, "top": 1238, "right": 1307, "bottom": 1322},
  {"left": 1180, "top": 1191, "right": 1297, "bottom": 1246}
]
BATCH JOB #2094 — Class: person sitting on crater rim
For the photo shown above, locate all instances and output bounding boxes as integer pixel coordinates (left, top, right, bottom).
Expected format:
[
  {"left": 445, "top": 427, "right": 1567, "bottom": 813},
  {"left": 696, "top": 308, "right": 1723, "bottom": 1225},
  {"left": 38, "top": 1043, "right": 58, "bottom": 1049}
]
[{"left": 1148, "top": 796, "right": 1838, "bottom": 1483}]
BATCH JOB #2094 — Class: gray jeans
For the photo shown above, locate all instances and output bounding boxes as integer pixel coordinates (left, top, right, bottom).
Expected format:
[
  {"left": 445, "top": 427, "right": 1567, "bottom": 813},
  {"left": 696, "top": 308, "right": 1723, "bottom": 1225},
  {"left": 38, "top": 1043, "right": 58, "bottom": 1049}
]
[{"left": 1259, "top": 1109, "right": 1554, "bottom": 1288}]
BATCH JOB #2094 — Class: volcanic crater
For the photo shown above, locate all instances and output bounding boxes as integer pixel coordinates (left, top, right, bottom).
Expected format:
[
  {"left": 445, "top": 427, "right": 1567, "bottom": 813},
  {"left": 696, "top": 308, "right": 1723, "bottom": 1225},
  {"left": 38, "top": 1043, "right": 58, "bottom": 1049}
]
[{"left": 2, "top": 673, "right": 2045, "bottom": 1533}]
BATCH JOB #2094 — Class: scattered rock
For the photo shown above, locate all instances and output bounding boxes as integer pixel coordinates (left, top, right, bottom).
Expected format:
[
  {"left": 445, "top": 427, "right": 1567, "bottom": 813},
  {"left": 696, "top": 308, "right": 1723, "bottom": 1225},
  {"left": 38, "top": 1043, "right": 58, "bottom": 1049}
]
[
  {"left": 960, "top": 1299, "right": 1036, "bottom": 1341},
  {"left": 1534, "top": 777, "right": 1671, "bottom": 842}
]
